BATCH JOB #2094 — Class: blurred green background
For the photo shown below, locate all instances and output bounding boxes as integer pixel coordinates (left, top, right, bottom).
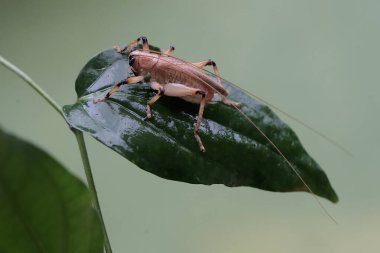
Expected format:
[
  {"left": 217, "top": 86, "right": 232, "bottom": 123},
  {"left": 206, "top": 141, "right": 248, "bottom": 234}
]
[{"left": 1, "top": 0, "right": 379, "bottom": 252}]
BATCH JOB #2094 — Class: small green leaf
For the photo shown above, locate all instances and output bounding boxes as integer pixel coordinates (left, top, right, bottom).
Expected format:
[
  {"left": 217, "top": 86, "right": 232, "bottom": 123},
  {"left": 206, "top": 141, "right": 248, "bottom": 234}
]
[
  {"left": 63, "top": 48, "right": 338, "bottom": 203},
  {"left": 0, "top": 127, "right": 104, "bottom": 253}
]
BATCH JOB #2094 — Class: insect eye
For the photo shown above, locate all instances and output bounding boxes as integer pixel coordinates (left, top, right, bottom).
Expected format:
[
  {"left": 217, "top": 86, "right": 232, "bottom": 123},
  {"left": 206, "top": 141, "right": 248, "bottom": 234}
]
[{"left": 129, "top": 56, "right": 135, "bottom": 66}]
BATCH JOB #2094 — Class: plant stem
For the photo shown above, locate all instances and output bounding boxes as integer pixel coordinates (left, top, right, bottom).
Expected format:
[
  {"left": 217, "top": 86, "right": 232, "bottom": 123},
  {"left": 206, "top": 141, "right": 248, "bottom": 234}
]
[
  {"left": 0, "top": 55, "right": 63, "bottom": 117},
  {"left": 1, "top": 55, "right": 113, "bottom": 252},
  {"left": 74, "top": 130, "right": 112, "bottom": 253}
]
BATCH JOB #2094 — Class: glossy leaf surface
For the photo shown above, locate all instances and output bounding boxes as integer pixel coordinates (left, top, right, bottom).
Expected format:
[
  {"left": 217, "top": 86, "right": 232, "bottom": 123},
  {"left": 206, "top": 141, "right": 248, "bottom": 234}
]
[
  {"left": 63, "top": 48, "right": 338, "bottom": 203},
  {"left": 0, "top": 128, "right": 104, "bottom": 253}
]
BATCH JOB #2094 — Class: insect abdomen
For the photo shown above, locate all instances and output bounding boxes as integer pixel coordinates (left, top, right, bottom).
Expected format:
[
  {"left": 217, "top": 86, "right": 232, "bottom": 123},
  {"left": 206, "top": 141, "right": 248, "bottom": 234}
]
[{"left": 153, "top": 63, "right": 228, "bottom": 97}]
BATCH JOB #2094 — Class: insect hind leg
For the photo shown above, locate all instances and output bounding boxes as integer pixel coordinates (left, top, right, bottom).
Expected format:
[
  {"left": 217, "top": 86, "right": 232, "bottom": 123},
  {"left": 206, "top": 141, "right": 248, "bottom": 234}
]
[
  {"left": 194, "top": 91, "right": 207, "bottom": 152},
  {"left": 147, "top": 82, "right": 207, "bottom": 152},
  {"left": 221, "top": 96, "right": 240, "bottom": 108},
  {"left": 192, "top": 59, "right": 221, "bottom": 83},
  {"left": 192, "top": 59, "right": 240, "bottom": 108},
  {"left": 146, "top": 82, "right": 202, "bottom": 118}
]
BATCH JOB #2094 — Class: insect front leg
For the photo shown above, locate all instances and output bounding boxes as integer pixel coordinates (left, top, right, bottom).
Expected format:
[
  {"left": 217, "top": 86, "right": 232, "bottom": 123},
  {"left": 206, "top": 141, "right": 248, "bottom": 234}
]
[
  {"left": 93, "top": 76, "right": 144, "bottom": 103},
  {"left": 114, "top": 36, "right": 150, "bottom": 53},
  {"left": 192, "top": 59, "right": 240, "bottom": 108},
  {"left": 147, "top": 82, "right": 207, "bottom": 152}
]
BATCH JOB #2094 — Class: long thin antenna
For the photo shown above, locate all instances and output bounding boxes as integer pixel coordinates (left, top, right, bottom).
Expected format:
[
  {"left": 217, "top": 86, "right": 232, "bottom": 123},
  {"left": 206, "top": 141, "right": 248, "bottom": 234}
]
[
  {"left": 219, "top": 80, "right": 353, "bottom": 157},
  {"left": 143, "top": 49, "right": 351, "bottom": 157},
  {"left": 124, "top": 49, "right": 338, "bottom": 223},
  {"left": 231, "top": 103, "right": 338, "bottom": 224}
]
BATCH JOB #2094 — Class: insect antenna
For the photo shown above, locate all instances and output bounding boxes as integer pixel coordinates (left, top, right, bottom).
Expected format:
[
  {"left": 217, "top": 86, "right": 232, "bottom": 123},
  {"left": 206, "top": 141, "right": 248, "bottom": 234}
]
[
  {"left": 230, "top": 102, "right": 338, "bottom": 224},
  {"left": 205, "top": 71, "right": 352, "bottom": 157},
  {"left": 130, "top": 50, "right": 338, "bottom": 223},
  {"left": 143, "top": 48, "right": 351, "bottom": 157}
]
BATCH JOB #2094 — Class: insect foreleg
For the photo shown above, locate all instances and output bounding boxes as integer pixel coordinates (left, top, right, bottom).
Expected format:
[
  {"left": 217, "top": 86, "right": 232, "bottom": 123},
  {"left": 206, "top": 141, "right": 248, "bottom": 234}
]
[
  {"left": 94, "top": 76, "right": 144, "bottom": 103},
  {"left": 115, "top": 35, "right": 150, "bottom": 53}
]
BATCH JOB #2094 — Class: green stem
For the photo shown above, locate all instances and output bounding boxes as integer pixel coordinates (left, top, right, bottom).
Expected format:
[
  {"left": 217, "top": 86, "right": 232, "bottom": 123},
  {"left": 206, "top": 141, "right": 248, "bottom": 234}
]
[
  {"left": 0, "top": 55, "right": 63, "bottom": 117},
  {"left": 74, "top": 130, "right": 112, "bottom": 253},
  {"left": 1, "top": 55, "right": 112, "bottom": 252}
]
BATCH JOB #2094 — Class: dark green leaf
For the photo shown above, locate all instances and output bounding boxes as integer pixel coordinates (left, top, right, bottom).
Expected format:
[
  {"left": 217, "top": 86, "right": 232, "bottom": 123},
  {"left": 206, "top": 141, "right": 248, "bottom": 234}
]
[
  {"left": 63, "top": 48, "right": 338, "bottom": 203},
  {"left": 0, "top": 127, "right": 104, "bottom": 253}
]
